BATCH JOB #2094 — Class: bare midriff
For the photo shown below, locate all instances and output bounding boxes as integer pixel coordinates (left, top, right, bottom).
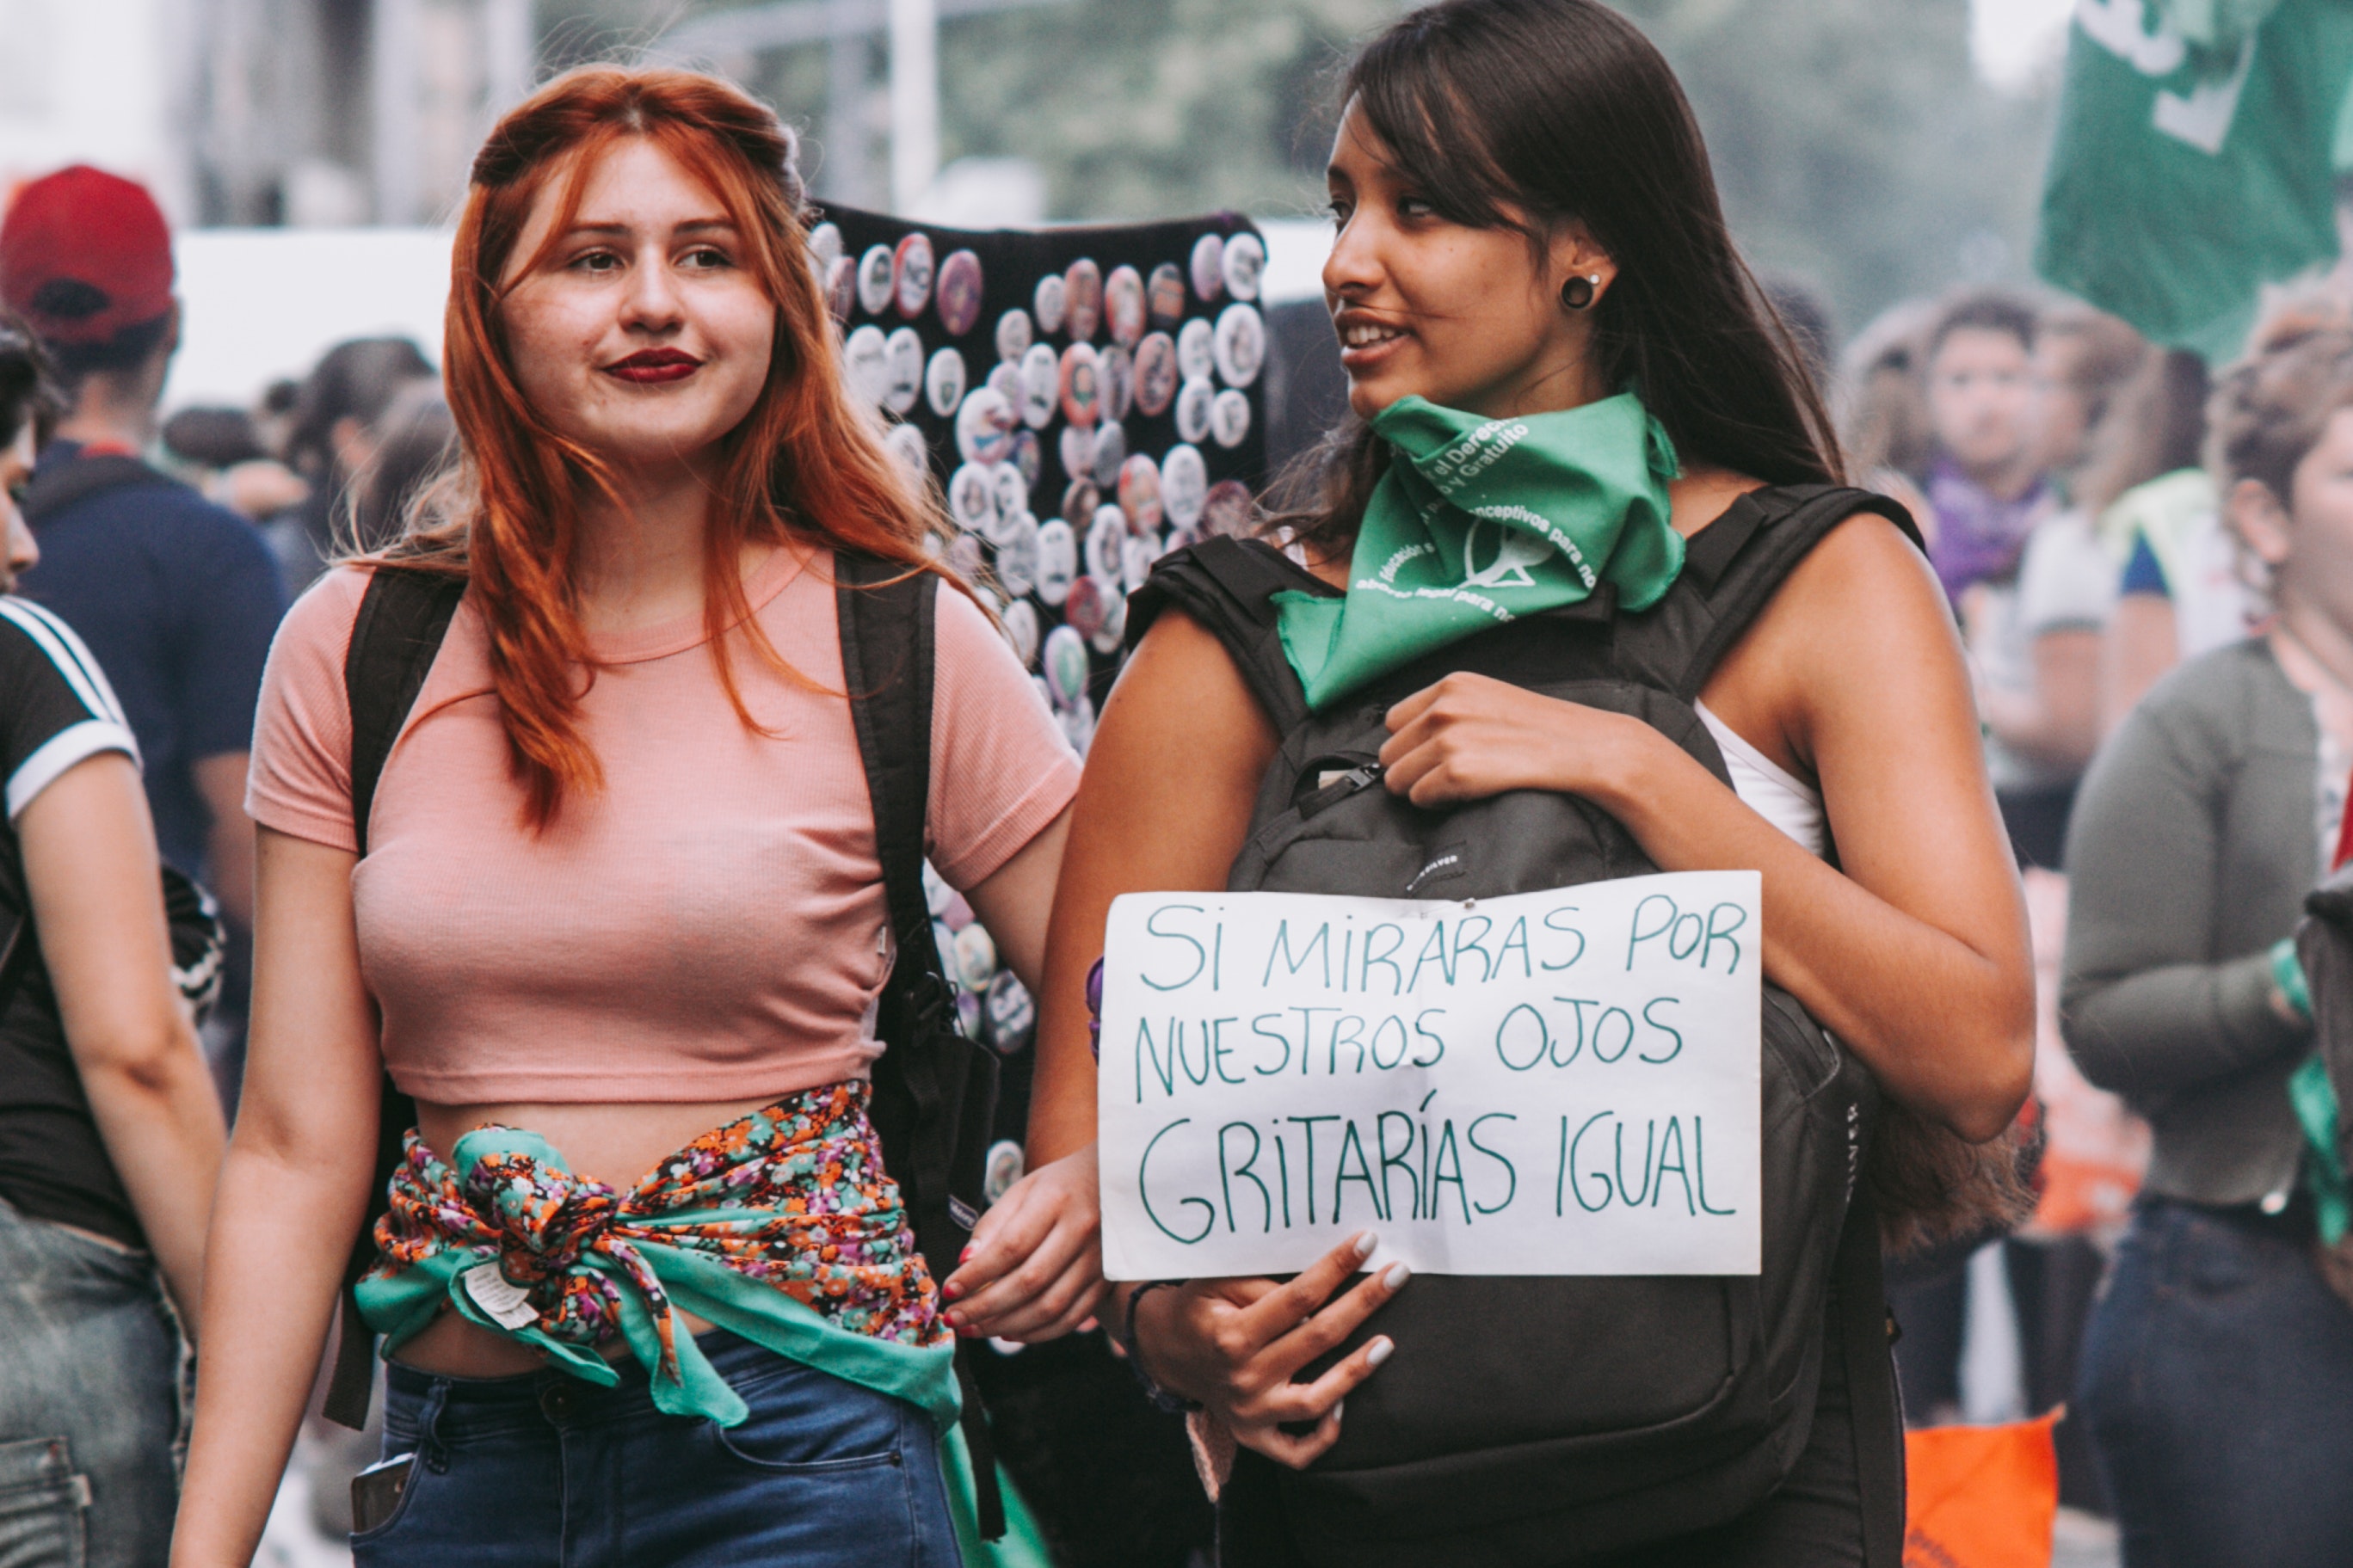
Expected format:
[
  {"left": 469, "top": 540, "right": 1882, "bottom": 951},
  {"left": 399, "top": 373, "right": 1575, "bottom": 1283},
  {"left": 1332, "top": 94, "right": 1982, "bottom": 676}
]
[{"left": 388, "top": 1093, "right": 792, "bottom": 1379}]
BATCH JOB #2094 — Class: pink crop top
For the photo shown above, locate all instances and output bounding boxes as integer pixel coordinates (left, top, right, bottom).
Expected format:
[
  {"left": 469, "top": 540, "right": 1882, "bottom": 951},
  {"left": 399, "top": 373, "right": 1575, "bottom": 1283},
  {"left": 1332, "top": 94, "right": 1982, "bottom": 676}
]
[{"left": 247, "top": 546, "right": 1081, "bottom": 1105}]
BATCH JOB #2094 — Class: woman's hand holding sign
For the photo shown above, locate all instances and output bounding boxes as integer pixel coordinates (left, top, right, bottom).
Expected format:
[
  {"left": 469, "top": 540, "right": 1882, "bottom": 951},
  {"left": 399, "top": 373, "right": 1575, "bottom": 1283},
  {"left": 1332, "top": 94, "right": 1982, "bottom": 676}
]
[{"left": 1128, "top": 1230, "right": 1408, "bottom": 1470}]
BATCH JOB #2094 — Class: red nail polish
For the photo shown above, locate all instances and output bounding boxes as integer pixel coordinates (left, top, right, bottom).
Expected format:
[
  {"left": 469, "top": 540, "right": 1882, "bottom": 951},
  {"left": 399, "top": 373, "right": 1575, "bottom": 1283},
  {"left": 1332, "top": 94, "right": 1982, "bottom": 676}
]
[
  {"left": 959, "top": 1245, "right": 975, "bottom": 1263},
  {"left": 943, "top": 1282, "right": 964, "bottom": 1301}
]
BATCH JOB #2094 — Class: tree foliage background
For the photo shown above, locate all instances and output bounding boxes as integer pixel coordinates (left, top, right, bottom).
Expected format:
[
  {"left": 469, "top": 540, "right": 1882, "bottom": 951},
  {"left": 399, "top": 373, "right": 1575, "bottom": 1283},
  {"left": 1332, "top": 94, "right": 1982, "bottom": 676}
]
[{"left": 539, "top": 0, "right": 2056, "bottom": 345}]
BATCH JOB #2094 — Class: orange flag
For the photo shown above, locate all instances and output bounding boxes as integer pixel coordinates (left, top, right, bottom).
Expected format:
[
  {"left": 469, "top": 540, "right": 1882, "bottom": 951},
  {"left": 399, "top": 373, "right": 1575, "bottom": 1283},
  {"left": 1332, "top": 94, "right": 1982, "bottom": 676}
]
[{"left": 1903, "top": 1411, "right": 2060, "bottom": 1568}]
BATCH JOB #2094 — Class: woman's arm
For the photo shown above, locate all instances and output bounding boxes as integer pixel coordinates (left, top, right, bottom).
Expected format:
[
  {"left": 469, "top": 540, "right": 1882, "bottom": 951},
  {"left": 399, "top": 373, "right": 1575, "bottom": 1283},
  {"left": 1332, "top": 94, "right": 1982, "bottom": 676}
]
[
  {"left": 19, "top": 752, "right": 225, "bottom": 1322},
  {"left": 171, "top": 828, "right": 385, "bottom": 1568},
  {"left": 2060, "top": 688, "right": 2305, "bottom": 1102},
  {"left": 1975, "top": 626, "right": 2103, "bottom": 773},
  {"left": 2098, "top": 593, "right": 2179, "bottom": 735},
  {"left": 1380, "top": 514, "right": 2036, "bottom": 1141}
]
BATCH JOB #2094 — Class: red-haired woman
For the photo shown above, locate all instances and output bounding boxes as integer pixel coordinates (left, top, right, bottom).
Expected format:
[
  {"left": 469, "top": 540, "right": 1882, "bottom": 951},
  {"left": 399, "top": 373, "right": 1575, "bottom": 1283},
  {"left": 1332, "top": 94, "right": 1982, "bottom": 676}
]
[{"left": 171, "top": 69, "right": 1098, "bottom": 1565}]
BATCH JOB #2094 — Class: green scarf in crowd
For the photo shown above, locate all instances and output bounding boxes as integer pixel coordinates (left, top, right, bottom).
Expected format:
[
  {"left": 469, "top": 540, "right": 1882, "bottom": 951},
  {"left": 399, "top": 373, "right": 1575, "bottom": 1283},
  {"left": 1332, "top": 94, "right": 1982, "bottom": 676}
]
[{"left": 1273, "top": 392, "right": 1685, "bottom": 710}]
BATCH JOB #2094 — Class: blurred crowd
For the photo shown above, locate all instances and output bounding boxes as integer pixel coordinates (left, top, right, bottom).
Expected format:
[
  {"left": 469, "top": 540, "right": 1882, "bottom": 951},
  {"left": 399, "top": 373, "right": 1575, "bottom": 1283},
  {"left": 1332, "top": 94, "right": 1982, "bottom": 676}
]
[{"left": 7, "top": 119, "right": 2353, "bottom": 1565}]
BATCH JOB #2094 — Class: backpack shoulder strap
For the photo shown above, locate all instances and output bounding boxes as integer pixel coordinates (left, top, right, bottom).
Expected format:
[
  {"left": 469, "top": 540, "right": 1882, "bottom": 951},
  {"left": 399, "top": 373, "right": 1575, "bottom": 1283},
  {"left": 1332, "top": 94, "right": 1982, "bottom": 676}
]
[
  {"left": 346, "top": 568, "right": 468, "bottom": 855},
  {"left": 1129, "top": 535, "right": 1331, "bottom": 732},
  {"left": 1620, "top": 483, "right": 1925, "bottom": 703},
  {"left": 835, "top": 551, "right": 1007, "bottom": 1539},
  {"left": 835, "top": 552, "right": 947, "bottom": 1042},
  {"left": 323, "top": 564, "right": 464, "bottom": 1430},
  {"left": 19, "top": 453, "right": 182, "bottom": 526}
]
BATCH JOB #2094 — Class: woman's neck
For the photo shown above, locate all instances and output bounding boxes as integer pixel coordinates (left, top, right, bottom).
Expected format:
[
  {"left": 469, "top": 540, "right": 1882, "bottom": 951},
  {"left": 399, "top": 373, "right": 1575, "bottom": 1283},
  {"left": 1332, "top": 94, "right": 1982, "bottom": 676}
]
[
  {"left": 570, "top": 459, "right": 727, "bottom": 638},
  {"left": 2268, "top": 597, "right": 2353, "bottom": 754}
]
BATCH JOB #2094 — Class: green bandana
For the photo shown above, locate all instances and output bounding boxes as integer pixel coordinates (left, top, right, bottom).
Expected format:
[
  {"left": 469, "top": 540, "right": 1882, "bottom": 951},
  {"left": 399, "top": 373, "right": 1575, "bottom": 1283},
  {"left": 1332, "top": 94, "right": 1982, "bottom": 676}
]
[{"left": 1274, "top": 392, "right": 1684, "bottom": 710}]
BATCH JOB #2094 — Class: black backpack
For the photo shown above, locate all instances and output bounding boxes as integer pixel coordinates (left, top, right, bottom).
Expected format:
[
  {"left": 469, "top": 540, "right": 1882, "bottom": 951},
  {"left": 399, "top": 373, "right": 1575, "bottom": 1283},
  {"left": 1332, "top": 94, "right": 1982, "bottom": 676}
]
[
  {"left": 1130, "top": 485, "right": 1910, "bottom": 1567},
  {"left": 319, "top": 553, "right": 1007, "bottom": 1535}
]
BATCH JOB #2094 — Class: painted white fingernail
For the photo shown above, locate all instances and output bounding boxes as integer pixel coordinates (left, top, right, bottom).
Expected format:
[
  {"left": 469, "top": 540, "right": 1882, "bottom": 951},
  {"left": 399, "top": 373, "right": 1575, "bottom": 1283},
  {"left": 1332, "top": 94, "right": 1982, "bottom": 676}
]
[
  {"left": 1365, "top": 1336, "right": 1394, "bottom": 1368},
  {"left": 1353, "top": 1231, "right": 1378, "bottom": 1259},
  {"left": 1383, "top": 1261, "right": 1412, "bottom": 1289},
  {"left": 1331, "top": 1399, "right": 1345, "bottom": 1424}
]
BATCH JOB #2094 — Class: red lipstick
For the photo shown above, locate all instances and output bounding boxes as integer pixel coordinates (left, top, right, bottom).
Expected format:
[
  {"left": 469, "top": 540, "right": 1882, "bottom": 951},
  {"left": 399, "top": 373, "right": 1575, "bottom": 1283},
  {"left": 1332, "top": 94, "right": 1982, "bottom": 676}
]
[{"left": 603, "top": 347, "right": 703, "bottom": 384}]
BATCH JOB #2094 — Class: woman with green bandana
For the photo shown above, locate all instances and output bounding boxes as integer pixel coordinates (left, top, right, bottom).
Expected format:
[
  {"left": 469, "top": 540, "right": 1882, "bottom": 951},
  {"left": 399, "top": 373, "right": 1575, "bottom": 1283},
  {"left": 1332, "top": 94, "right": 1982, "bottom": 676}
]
[{"left": 1007, "top": 2, "right": 2036, "bottom": 1563}]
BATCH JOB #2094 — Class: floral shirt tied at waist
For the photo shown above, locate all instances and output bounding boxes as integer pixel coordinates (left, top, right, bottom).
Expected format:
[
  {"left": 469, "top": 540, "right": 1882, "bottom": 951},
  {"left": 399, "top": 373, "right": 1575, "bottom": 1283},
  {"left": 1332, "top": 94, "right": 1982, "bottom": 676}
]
[{"left": 354, "top": 1080, "right": 955, "bottom": 1430}]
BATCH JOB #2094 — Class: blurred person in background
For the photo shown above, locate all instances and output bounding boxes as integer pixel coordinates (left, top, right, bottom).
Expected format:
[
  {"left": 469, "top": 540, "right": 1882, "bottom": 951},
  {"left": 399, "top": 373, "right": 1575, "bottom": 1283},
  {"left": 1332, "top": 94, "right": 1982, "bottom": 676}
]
[
  {"left": 2063, "top": 321, "right": 2353, "bottom": 1566},
  {"left": 1835, "top": 298, "right": 1937, "bottom": 540},
  {"left": 0, "top": 311, "right": 228, "bottom": 1568},
  {"left": 345, "top": 384, "right": 455, "bottom": 556},
  {"left": 262, "top": 336, "right": 437, "bottom": 594},
  {"left": 2097, "top": 347, "right": 2264, "bottom": 733},
  {"left": 159, "top": 407, "right": 309, "bottom": 527},
  {"left": 0, "top": 166, "right": 286, "bottom": 1109}
]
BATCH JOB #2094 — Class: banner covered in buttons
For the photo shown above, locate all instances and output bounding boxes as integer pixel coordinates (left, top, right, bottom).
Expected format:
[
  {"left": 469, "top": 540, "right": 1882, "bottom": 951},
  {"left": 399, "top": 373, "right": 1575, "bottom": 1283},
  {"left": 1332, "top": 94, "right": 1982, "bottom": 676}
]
[{"left": 1096, "top": 875, "right": 1765, "bottom": 1280}]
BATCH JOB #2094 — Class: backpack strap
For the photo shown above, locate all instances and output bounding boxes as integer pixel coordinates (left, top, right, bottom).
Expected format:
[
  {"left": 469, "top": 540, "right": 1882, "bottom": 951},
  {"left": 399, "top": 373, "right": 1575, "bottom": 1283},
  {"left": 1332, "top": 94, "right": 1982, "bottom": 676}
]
[
  {"left": 1128, "top": 535, "right": 1333, "bottom": 734},
  {"left": 1623, "top": 483, "right": 1924, "bottom": 704},
  {"left": 835, "top": 551, "right": 1007, "bottom": 1539},
  {"left": 1834, "top": 1183, "right": 1906, "bottom": 1567},
  {"left": 19, "top": 452, "right": 183, "bottom": 526},
  {"left": 323, "top": 566, "right": 465, "bottom": 1430}
]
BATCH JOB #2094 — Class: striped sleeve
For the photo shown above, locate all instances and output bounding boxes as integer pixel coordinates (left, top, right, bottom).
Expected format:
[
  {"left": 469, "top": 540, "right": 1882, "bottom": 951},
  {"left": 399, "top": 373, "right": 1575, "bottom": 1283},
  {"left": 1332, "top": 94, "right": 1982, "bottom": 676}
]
[{"left": 0, "top": 597, "right": 140, "bottom": 821}]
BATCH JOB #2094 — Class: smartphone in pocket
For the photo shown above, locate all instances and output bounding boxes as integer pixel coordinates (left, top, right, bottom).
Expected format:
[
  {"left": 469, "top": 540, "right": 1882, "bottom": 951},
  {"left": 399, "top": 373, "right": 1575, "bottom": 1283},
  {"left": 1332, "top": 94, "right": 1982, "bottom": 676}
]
[{"left": 351, "top": 1454, "right": 415, "bottom": 1534}]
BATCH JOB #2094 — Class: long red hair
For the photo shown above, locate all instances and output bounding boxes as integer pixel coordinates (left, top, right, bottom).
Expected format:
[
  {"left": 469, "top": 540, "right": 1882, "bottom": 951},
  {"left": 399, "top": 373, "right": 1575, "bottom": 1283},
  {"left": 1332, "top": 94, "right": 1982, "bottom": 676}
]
[{"left": 385, "top": 66, "right": 946, "bottom": 827}]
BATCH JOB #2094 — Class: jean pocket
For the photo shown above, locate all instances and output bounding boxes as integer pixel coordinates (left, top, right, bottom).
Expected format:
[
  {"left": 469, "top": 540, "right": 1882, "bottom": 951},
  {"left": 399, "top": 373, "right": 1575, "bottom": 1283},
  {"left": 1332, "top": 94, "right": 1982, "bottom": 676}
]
[
  {"left": 703, "top": 1361, "right": 908, "bottom": 1473},
  {"left": 0, "top": 1437, "right": 90, "bottom": 1568}
]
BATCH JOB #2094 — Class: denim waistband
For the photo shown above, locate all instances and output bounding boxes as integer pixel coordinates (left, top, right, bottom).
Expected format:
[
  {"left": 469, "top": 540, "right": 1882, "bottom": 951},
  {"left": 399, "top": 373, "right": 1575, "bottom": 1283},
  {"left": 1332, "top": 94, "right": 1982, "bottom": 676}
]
[{"left": 2143, "top": 1190, "right": 2319, "bottom": 1246}]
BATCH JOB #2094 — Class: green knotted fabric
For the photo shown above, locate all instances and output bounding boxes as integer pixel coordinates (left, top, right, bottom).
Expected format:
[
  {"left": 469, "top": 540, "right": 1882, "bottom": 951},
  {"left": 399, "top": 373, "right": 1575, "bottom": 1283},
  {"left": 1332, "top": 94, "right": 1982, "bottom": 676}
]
[{"left": 1272, "top": 392, "right": 1684, "bottom": 711}]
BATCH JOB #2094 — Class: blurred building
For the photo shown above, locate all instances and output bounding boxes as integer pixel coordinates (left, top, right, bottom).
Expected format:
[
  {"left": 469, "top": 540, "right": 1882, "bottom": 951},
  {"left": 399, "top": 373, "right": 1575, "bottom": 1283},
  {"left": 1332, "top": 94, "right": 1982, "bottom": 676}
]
[{"left": 0, "top": 0, "right": 531, "bottom": 227}]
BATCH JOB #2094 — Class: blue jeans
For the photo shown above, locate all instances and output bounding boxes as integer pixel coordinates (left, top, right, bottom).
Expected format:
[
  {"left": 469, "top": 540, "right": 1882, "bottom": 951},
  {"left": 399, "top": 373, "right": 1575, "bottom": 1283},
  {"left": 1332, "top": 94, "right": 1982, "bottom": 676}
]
[
  {"left": 357, "top": 1327, "right": 962, "bottom": 1566},
  {"left": 0, "top": 1198, "right": 185, "bottom": 1568},
  {"left": 2077, "top": 1196, "right": 2353, "bottom": 1567}
]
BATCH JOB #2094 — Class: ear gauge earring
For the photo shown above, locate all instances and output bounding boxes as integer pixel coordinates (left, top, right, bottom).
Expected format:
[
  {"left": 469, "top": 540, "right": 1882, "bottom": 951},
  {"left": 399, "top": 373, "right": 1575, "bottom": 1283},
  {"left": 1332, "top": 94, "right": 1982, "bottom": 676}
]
[{"left": 1560, "top": 274, "right": 1600, "bottom": 311}]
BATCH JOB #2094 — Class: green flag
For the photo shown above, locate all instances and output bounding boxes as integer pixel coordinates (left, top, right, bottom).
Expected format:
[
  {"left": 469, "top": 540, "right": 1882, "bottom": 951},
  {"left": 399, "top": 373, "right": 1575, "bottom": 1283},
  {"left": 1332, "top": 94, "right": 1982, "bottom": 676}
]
[{"left": 2036, "top": 0, "right": 2353, "bottom": 361}]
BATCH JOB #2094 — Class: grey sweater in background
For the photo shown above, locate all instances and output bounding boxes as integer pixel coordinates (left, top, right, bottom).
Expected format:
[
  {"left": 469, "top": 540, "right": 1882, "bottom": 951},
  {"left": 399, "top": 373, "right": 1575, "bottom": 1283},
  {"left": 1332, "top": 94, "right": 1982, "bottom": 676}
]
[{"left": 2060, "top": 639, "right": 2315, "bottom": 1208}]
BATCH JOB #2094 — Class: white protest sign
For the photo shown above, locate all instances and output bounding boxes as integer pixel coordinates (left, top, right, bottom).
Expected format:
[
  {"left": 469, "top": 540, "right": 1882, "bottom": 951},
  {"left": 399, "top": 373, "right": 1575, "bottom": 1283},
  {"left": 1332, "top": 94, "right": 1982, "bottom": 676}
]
[{"left": 1098, "top": 871, "right": 1760, "bottom": 1280}]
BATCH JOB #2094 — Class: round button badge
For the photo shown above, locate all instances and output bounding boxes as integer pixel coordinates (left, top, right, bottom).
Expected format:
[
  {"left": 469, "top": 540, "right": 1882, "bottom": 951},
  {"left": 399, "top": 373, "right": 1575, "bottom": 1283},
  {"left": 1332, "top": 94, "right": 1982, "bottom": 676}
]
[
  {"left": 984, "top": 1139, "right": 1026, "bottom": 1203},
  {"left": 1105, "top": 265, "right": 1146, "bottom": 348},
  {"left": 1213, "top": 303, "right": 1266, "bottom": 388},
  {"left": 884, "top": 421, "right": 928, "bottom": 484},
  {"left": 1090, "top": 585, "right": 1128, "bottom": 655},
  {"left": 1090, "top": 422, "right": 1127, "bottom": 489},
  {"left": 1222, "top": 231, "right": 1266, "bottom": 302},
  {"left": 1211, "top": 387, "right": 1253, "bottom": 448},
  {"left": 997, "top": 513, "right": 1042, "bottom": 600},
  {"left": 995, "top": 308, "right": 1033, "bottom": 364},
  {"left": 1161, "top": 443, "right": 1208, "bottom": 530},
  {"left": 1174, "top": 377, "right": 1215, "bottom": 444},
  {"left": 1058, "top": 691, "right": 1097, "bottom": 753},
  {"left": 935, "top": 249, "right": 984, "bottom": 336},
  {"left": 1118, "top": 452, "right": 1163, "bottom": 533},
  {"left": 1058, "top": 342, "right": 1102, "bottom": 427},
  {"left": 1019, "top": 342, "right": 1059, "bottom": 430},
  {"left": 947, "top": 464, "right": 997, "bottom": 534},
  {"left": 1033, "top": 273, "right": 1068, "bottom": 335},
  {"left": 808, "top": 221, "right": 844, "bottom": 273},
  {"left": 989, "top": 464, "right": 1030, "bottom": 537},
  {"left": 987, "top": 362, "right": 1022, "bottom": 409},
  {"left": 1064, "top": 259, "right": 1103, "bottom": 342},
  {"left": 857, "top": 244, "right": 896, "bottom": 317},
  {"left": 984, "top": 973, "right": 1037, "bottom": 1055},
  {"left": 894, "top": 232, "right": 934, "bottom": 318},
  {"left": 843, "top": 324, "right": 890, "bottom": 406},
  {"left": 1035, "top": 519, "right": 1078, "bottom": 608},
  {"left": 925, "top": 347, "right": 967, "bottom": 418},
  {"left": 1010, "top": 428, "right": 1042, "bottom": 489},
  {"left": 1084, "top": 505, "right": 1127, "bottom": 585},
  {"left": 1202, "top": 478, "right": 1254, "bottom": 538},
  {"left": 1133, "top": 332, "right": 1178, "bottom": 417},
  {"left": 824, "top": 255, "right": 857, "bottom": 324},
  {"left": 1190, "top": 232, "right": 1225, "bottom": 303},
  {"left": 955, "top": 385, "right": 1017, "bottom": 467},
  {"left": 1042, "top": 623, "right": 1089, "bottom": 706},
  {"left": 1177, "top": 317, "right": 1215, "bottom": 383},
  {"left": 1058, "top": 426, "right": 1093, "bottom": 489},
  {"left": 1063, "top": 571, "right": 1108, "bottom": 642},
  {"left": 883, "top": 327, "right": 924, "bottom": 415},
  {"left": 1123, "top": 531, "right": 1161, "bottom": 593},
  {"left": 1099, "top": 344, "right": 1133, "bottom": 425},
  {"left": 1148, "top": 262, "right": 1186, "bottom": 329},
  {"left": 1061, "top": 477, "right": 1100, "bottom": 526}
]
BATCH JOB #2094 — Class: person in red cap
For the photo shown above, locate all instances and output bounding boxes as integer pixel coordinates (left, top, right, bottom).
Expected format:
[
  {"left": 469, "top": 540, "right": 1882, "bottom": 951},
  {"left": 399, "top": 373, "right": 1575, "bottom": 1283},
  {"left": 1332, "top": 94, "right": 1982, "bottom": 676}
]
[{"left": 0, "top": 165, "right": 286, "bottom": 1109}]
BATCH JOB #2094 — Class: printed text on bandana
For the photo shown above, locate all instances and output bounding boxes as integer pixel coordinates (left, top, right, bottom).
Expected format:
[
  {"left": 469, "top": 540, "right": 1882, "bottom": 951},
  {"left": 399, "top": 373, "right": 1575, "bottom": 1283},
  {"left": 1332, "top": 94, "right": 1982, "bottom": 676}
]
[{"left": 1097, "top": 873, "right": 1762, "bottom": 1279}]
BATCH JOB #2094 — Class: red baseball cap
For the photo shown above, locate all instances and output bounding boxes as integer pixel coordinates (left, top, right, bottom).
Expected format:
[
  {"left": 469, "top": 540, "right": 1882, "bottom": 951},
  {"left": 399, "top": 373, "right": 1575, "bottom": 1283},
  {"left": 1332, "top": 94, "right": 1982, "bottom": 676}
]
[{"left": 0, "top": 165, "right": 175, "bottom": 346}]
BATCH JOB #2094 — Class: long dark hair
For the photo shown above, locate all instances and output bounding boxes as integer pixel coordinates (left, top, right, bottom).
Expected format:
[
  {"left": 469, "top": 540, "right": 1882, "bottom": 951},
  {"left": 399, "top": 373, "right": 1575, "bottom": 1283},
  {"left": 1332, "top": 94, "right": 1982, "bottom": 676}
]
[{"left": 1279, "top": 0, "right": 1841, "bottom": 557}]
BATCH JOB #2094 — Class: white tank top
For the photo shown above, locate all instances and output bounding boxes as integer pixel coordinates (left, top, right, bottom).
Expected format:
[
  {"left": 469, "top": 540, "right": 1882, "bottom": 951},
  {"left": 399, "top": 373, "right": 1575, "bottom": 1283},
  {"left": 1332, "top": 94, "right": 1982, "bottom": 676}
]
[{"left": 1695, "top": 701, "right": 1826, "bottom": 860}]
